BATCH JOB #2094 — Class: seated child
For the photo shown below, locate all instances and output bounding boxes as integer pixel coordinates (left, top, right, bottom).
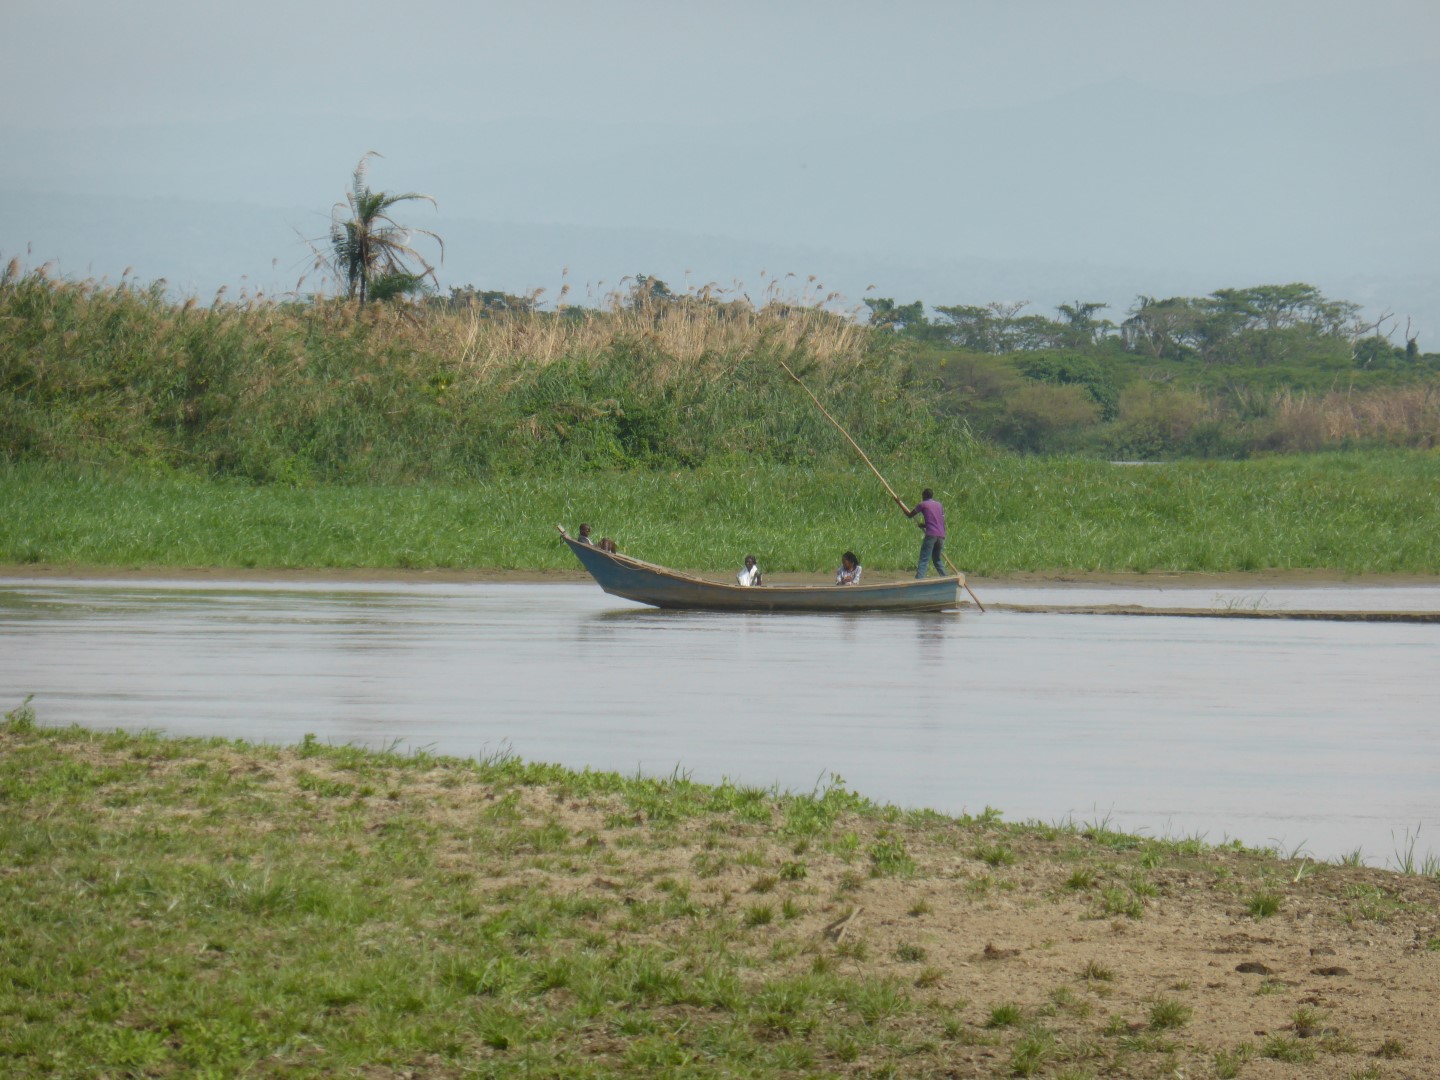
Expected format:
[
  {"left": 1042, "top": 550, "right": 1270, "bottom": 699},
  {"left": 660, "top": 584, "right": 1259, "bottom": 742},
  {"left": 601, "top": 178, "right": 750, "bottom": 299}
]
[{"left": 736, "top": 555, "right": 762, "bottom": 587}]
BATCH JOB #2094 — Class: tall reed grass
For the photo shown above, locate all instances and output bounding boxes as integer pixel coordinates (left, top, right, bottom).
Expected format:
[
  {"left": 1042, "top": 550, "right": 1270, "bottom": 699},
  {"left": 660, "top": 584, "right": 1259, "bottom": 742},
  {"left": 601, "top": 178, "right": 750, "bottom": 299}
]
[
  {"left": 448, "top": 291, "right": 867, "bottom": 374},
  {"left": 1, "top": 263, "right": 927, "bottom": 483},
  {"left": 6, "top": 264, "right": 1440, "bottom": 483},
  {"left": 1257, "top": 386, "right": 1440, "bottom": 450}
]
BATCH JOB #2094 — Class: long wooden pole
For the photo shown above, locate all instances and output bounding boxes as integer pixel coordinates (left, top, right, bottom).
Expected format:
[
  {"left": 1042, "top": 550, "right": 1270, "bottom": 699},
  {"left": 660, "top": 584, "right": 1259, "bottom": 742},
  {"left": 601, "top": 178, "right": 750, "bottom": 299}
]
[{"left": 779, "top": 359, "right": 985, "bottom": 612}]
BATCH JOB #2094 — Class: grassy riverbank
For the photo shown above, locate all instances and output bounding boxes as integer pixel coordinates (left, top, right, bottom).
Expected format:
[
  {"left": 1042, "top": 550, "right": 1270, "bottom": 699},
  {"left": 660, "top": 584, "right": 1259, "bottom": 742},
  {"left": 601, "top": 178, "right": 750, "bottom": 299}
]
[
  {"left": 3, "top": 703, "right": 1436, "bottom": 1078},
  {"left": 4, "top": 452, "right": 1439, "bottom": 576}
]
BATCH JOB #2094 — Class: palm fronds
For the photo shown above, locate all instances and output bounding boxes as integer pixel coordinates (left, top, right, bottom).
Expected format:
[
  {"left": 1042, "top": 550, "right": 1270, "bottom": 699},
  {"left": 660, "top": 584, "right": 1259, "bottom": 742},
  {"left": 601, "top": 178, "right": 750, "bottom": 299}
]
[{"left": 328, "top": 152, "right": 443, "bottom": 306}]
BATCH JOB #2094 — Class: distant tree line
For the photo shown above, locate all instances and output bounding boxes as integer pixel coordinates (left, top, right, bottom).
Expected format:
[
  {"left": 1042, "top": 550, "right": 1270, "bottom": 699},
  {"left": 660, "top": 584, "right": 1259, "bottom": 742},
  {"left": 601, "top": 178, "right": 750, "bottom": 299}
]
[
  {"left": 426, "top": 278, "right": 1425, "bottom": 372},
  {"left": 864, "top": 283, "right": 1425, "bottom": 369},
  {"left": 314, "top": 155, "right": 1425, "bottom": 375},
  {"left": 428, "top": 273, "right": 835, "bottom": 328}
]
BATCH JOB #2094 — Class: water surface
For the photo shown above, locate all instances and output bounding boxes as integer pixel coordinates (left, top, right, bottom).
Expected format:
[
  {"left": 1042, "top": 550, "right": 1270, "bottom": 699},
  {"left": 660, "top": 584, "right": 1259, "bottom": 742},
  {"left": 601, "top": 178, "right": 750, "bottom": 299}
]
[{"left": 2, "top": 578, "right": 1436, "bottom": 865}]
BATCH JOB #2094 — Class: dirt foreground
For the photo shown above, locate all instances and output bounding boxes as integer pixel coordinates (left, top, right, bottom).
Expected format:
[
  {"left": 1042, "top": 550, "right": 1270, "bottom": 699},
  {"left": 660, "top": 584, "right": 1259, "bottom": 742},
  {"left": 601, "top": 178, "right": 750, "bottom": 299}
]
[{"left": 5, "top": 717, "right": 1437, "bottom": 1078}]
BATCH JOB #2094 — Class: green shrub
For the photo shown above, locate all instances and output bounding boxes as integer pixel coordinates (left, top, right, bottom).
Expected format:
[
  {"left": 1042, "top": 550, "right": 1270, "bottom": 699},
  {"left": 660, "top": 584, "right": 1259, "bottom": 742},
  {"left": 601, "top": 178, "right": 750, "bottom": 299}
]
[{"left": 995, "top": 383, "right": 1101, "bottom": 452}]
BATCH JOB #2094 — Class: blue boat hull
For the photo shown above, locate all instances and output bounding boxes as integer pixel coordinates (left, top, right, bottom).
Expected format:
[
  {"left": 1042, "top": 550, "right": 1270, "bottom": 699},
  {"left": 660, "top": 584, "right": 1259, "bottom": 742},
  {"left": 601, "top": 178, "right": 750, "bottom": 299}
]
[{"left": 560, "top": 534, "right": 960, "bottom": 612}]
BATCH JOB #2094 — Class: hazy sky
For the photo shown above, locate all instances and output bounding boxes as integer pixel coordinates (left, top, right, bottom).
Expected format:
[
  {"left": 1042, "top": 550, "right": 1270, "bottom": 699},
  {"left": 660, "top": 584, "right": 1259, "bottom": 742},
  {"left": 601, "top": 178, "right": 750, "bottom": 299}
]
[
  {"left": 3, "top": 1, "right": 1438, "bottom": 333},
  {"left": 5, "top": 0, "right": 1437, "bottom": 126}
]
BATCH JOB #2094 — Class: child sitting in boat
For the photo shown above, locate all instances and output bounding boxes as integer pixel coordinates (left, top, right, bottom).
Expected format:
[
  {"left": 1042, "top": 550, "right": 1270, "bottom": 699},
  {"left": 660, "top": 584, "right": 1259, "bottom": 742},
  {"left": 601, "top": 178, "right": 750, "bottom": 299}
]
[
  {"left": 835, "top": 551, "right": 862, "bottom": 585},
  {"left": 736, "top": 555, "right": 762, "bottom": 587}
]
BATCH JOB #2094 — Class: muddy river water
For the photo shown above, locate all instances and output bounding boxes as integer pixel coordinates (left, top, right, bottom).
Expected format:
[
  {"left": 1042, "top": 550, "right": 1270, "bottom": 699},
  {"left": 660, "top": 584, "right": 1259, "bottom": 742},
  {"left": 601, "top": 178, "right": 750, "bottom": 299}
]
[{"left": 2, "top": 577, "right": 1437, "bottom": 865}]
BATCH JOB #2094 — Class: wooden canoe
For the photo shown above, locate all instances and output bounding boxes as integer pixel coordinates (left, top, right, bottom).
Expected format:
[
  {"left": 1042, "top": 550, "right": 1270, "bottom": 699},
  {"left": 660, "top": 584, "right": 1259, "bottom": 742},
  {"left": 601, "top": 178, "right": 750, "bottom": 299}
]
[{"left": 559, "top": 531, "right": 961, "bottom": 612}]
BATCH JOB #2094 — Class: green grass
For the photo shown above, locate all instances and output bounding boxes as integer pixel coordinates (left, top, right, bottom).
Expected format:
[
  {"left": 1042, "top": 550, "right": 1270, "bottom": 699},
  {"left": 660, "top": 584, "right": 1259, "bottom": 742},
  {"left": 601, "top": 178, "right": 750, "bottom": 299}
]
[
  {"left": 1008, "top": 1028, "right": 1056, "bottom": 1075},
  {"left": 1212, "top": 1043, "right": 1253, "bottom": 1078},
  {"left": 743, "top": 902, "right": 775, "bottom": 927},
  {"left": 1342, "top": 883, "right": 1404, "bottom": 924},
  {"left": 0, "top": 707, "right": 948, "bottom": 1078},
  {"left": 868, "top": 833, "right": 916, "bottom": 877},
  {"left": 974, "top": 842, "right": 1017, "bottom": 867},
  {"left": 1247, "top": 888, "right": 1283, "bottom": 918},
  {"left": 1148, "top": 999, "right": 1192, "bottom": 1030},
  {"left": 4, "top": 702, "right": 1437, "bottom": 1079},
  {"left": 1290, "top": 1005, "right": 1330, "bottom": 1039},
  {"left": 1261, "top": 1034, "right": 1317, "bottom": 1063},
  {"left": 1376, "top": 1036, "right": 1407, "bottom": 1059},
  {"left": 1081, "top": 960, "right": 1113, "bottom": 983},
  {"left": 985, "top": 1003, "right": 1024, "bottom": 1028},
  {"left": 1096, "top": 887, "right": 1145, "bottom": 920},
  {"left": 4, "top": 450, "right": 1439, "bottom": 575}
]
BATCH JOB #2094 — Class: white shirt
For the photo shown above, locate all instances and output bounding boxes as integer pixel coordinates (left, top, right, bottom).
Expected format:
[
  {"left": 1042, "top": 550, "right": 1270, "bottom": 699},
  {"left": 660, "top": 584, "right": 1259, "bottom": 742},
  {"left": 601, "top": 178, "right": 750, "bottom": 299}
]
[{"left": 737, "top": 563, "right": 761, "bottom": 586}]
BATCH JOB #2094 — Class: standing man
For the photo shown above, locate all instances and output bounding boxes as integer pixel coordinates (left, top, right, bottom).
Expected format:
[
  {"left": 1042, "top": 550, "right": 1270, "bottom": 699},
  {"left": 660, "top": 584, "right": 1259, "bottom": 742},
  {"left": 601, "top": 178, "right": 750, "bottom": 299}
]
[{"left": 899, "top": 488, "right": 946, "bottom": 578}]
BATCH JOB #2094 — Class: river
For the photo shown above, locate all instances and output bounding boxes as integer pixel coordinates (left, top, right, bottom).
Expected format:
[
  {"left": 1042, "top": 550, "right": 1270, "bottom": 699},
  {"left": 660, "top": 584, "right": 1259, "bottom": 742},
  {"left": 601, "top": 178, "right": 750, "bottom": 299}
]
[{"left": 2, "top": 577, "right": 1437, "bottom": 866}]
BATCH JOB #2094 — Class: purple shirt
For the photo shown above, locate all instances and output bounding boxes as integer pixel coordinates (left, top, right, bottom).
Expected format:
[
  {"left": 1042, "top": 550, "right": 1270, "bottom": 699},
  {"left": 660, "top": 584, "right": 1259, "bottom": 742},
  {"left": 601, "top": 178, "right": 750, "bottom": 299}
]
[{"left": 916, "top": 499, "right": 945, "bottom": 537}]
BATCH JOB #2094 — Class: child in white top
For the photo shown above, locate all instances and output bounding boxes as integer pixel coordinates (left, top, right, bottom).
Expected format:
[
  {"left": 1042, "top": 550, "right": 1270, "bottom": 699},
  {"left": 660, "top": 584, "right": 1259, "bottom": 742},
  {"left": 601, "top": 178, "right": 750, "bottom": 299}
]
[{"left": 736, "top": 555, "right": 762, "bottom": 587}]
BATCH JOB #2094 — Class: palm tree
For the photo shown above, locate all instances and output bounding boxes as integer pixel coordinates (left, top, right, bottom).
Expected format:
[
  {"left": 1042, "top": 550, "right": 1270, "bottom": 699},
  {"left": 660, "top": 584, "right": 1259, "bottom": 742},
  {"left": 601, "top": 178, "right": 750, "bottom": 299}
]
[{"left": 329, "top": 153, "right": 442, "bottom": 305}]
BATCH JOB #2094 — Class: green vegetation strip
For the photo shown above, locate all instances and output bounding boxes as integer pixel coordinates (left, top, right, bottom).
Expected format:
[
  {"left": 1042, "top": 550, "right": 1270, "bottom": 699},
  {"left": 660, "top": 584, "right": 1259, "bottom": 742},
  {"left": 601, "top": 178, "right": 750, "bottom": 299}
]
[
  {"left": 4, "top": 452, "right": 1439, "bottom": 575},
  {"left": 5, "top": 267, "right": 1439, "bottom": 480},
  {"left": 5, "top": 703, "right": 1436, "bottom": 1078}
]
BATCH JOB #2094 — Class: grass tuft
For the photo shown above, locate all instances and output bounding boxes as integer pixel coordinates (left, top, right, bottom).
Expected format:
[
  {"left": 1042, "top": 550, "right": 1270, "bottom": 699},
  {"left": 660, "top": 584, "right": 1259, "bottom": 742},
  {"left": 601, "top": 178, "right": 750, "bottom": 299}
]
[
  {"left": 985, "top": 1002, "right": 1024, "bottom": 1028},
  {"left": 1376, "top": 1036, "right": 1406, "bottom": 1059},
  {"left": 974, "top": 842, "right": 1017, "bottom": 867},
  {"left": 1081, "top": 960, "right": 1113, "bottom": 982},
  {"left": 743, "top": 903, "right": 774, "bottom": 928},
  {"left": 1212, "top": 1043, "right": 1253, "bottom": 1078},
  {"left": 868, "top": 833, "right": 915, "bottom": 877},
  {"left": 1247, "top": 888, "right": 1283, "bottom": 918},
  {"left": 1147, "top": 998, "right": 1191, "bottom": 1030},
  {"left": 1262, "top": 1035, "right": 1316, "bottom": 1063}
]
